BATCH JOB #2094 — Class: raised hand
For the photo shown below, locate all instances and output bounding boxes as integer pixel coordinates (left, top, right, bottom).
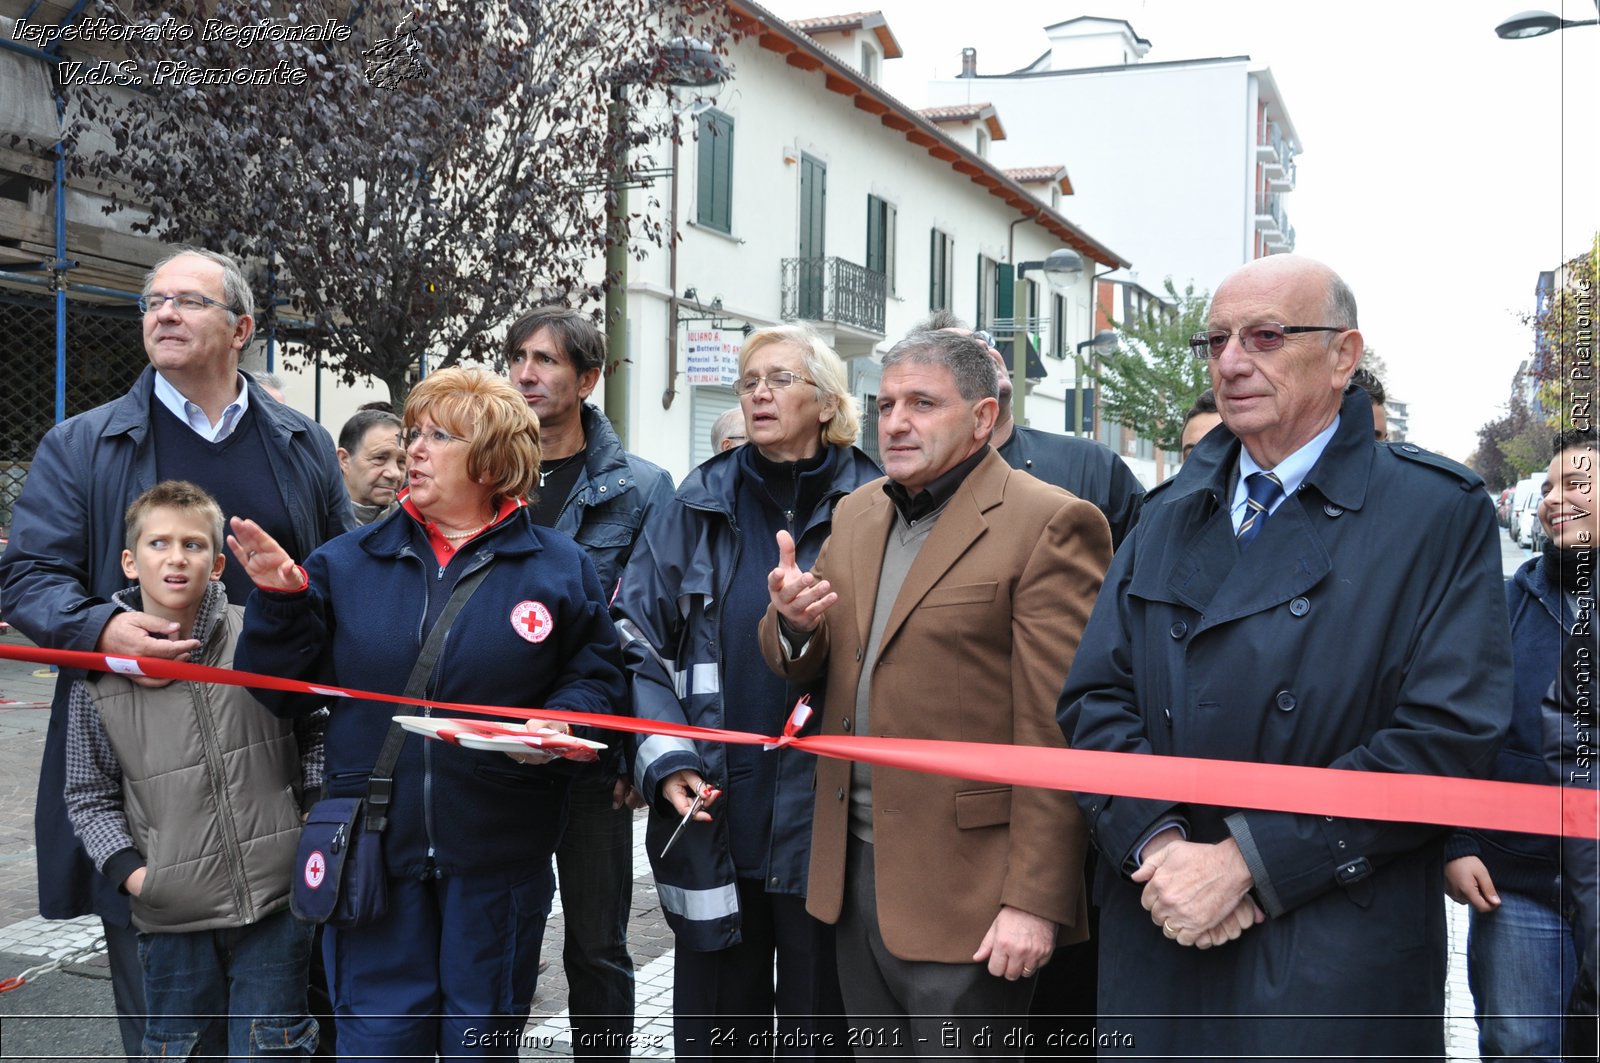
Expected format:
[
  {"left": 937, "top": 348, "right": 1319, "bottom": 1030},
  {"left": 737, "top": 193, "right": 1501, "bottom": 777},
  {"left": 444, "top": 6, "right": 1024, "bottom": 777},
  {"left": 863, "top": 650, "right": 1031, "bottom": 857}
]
[
  {"left": 227, "top": 516, "right": 304, "bottom": 592},
  {"left": 767, "top": 530, "right": 836, "bottom": 633}
]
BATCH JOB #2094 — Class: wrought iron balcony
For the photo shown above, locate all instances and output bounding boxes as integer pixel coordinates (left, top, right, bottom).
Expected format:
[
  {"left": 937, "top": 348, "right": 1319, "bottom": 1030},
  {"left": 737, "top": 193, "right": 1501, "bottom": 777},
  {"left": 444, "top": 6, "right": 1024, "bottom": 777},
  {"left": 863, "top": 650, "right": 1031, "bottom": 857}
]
[{"left": 780, "top": 256, "right": 887, "bottom": 335}]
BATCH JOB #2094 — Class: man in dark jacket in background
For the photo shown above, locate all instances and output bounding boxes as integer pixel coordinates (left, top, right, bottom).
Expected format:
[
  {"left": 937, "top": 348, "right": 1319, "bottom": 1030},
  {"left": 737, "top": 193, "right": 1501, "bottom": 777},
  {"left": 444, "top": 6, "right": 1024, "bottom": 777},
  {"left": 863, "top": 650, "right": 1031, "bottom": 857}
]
[
  {"left": 926, "top": 312, "right": 1144, "bottom": 549},
  {"left": 0, "top": 246, "right": 354, "bottom": 1058},
  {"left": 1060, "top": 255, "right": 1511, "bottom": 1058},
  {"left": 505, "top": 306, "right": 675, "bottom": 1055},
  {"left": 1449, "top": 427, "right": 1592, "bottom": 1061}
]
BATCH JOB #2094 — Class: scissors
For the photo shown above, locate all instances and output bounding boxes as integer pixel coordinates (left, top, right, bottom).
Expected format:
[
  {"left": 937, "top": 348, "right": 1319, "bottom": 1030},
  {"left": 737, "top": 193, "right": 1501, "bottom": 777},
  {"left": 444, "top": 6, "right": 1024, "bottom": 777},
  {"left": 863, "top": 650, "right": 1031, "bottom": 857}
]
[{"left": 660, "top": 780, "right": 720, "bottom": 858}]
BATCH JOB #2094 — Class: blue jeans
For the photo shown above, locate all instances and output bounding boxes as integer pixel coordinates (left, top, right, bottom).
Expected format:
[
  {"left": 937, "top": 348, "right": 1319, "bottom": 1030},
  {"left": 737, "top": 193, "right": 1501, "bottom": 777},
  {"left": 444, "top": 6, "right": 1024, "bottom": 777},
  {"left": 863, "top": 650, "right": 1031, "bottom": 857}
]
[
  {"left": 555, "top": 768, "right": 636, "bottom": 1056},
  {"left": 138, "top": 906, "right": 318, "bottom": 1061},
  {"left": 1468, "top": 889, "right": 1580, "bottom": 1062},
  {"left": 325, "top": 864, "right": 553, "bottom": 1059}
]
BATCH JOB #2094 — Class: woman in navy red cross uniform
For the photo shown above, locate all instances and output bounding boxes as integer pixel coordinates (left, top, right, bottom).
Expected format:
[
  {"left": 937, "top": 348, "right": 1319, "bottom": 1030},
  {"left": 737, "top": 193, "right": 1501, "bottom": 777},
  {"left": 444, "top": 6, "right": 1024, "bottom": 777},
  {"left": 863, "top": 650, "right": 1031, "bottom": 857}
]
[{"left": 234, "top": 367, "right": 626, "bottom": 1059}]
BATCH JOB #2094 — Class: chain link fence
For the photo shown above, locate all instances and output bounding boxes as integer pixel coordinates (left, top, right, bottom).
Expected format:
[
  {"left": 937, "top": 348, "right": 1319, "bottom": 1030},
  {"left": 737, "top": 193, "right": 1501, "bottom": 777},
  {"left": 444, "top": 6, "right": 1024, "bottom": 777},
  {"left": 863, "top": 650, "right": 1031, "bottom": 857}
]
[{"left": 0, "top": 288, "right": 146, "bottom": 534}]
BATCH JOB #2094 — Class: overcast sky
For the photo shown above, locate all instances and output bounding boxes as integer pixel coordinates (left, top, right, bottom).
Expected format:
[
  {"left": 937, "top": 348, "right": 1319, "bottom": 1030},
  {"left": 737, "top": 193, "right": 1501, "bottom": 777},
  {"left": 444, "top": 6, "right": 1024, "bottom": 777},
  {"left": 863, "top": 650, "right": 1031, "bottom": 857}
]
[{"left": 763, "top": 0, "right": 1599, "bottom": 461}]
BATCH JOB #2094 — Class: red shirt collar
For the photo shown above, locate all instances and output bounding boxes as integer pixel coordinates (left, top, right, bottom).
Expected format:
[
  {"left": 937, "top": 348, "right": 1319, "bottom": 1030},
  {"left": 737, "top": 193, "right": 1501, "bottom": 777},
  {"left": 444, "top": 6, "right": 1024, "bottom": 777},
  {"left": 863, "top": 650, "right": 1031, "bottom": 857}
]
[{"left": 403, "top": 495, "right": 526, "bottom": 565}]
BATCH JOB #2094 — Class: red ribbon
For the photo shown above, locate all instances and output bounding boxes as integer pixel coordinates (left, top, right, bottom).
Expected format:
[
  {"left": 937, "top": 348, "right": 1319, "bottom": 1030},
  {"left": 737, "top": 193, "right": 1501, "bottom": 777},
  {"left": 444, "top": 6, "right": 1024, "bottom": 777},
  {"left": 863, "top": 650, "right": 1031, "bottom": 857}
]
[{"left": 3, "top": 642, "right": 1593, "bottom": 839}]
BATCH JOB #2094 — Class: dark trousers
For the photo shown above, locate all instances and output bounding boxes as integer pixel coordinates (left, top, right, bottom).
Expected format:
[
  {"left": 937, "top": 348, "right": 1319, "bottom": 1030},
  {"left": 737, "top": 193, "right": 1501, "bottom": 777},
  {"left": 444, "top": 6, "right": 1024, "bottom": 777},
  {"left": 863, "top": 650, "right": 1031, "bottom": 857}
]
[
  {"left": 323, "top": 865, "right": 553, "bottom": 1060},
  {"left": 555, "top": 769, "right": 636, "bottom": 1057},
  {"left": 137, "top": 907, "right": 317, "bottom": 1060},
  {"left": 1025, "top": 850, "right": 1099, "bottom": 1058},
  {"left": 837, "top": 836, "right": 1035, "bottom": 1059},
  {"left": 673, "top": 877, "right": 849, "bottom": 1062},
  {"left": 103, "top": 918, "right": 146, "bottom": 1061},
  {"left": 308, "top": 925, "right": 336, "bottom": 1060}
]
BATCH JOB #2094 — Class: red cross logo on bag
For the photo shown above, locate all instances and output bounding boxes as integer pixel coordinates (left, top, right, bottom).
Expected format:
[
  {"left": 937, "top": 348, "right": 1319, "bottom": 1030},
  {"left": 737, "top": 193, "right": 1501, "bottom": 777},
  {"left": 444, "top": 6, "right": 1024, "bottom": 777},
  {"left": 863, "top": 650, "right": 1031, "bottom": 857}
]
[
  {"left": 304, "top": 850, "right": 326, "bottom": 890},
  {"left": 510, "top": 600, "right": 554, "bottom": 644}
]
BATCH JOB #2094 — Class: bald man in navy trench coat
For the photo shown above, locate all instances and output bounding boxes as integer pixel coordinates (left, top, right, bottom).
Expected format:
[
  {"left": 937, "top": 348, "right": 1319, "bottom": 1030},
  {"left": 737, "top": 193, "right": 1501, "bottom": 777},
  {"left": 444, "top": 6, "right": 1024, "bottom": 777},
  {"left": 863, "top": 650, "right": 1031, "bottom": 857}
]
[{"left": 1060, "top": 256, "right": 1512, "bottom": 1060}]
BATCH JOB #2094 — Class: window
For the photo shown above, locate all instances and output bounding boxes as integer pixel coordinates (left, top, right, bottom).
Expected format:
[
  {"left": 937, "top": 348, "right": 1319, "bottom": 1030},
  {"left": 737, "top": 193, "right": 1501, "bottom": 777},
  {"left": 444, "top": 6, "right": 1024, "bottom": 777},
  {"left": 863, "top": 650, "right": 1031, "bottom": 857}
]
[
  {"left": 975, "top": 255, "right": 999, "bottom": 329},
  {"left": 975, "top": 126, "right": 990, "bottom": 159},
  {"left": 860, "top": 42, "right": 881, "bottom": 83},
  {"left": 859, "top": 392, "right": 881, "bottom": 464},
  {"left": 866, "top": 195, "right": 897, "bottom": 296},
  {"left": 1052, "top": 294, "right": 1068, "bottom": 358},
  {"left": 696, "top": 109, "right": 734, "bottom": 233},
  {"left": 929, "top": 229, "right": 953, "bottom": 311}
]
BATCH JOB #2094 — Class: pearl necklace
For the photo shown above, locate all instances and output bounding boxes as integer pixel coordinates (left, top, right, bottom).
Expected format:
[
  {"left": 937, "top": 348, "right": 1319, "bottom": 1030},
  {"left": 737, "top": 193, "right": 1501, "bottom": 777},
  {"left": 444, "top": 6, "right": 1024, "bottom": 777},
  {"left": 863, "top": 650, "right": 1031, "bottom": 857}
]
[{"left": 436, "top": 514, "right": 493, "bottom": 541}]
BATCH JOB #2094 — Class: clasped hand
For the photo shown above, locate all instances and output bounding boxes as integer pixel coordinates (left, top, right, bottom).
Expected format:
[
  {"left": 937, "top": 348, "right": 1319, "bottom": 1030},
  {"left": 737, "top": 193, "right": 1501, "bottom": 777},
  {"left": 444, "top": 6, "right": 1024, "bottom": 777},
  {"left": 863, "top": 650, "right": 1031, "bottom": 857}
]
[{"left": 1134, "top": 832, "right": 1264, "bottom": 949}]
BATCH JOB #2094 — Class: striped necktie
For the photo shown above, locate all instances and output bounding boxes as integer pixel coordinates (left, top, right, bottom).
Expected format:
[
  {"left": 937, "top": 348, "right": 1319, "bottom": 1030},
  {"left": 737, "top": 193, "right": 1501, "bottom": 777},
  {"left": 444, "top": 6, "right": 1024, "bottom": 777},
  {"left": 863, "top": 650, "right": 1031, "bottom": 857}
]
[{"left": 1236, "top": 471, "right": 1285, "bottom": 550}]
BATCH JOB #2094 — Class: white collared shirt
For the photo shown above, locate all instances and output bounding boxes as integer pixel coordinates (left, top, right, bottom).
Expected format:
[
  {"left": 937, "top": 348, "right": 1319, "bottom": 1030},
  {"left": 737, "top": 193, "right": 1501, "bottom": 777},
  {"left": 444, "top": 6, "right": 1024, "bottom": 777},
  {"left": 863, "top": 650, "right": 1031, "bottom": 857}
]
[
  {"left": 1229, "top": 416, "right": 1340, "bottom": 534},
  {"left": 152, "top": 372, "right": 251, "bottom": 443}
]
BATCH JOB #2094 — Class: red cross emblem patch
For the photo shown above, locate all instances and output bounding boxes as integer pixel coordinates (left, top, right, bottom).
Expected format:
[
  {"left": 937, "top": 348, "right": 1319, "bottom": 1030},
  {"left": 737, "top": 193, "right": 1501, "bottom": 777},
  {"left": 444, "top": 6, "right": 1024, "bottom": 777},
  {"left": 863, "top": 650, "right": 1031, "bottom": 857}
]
[
  {"left": 304, "top": 850, "right": 326, "bottom": 890},
  {"left": 511, "top": 600, "right": 554, "bottom": 644}
]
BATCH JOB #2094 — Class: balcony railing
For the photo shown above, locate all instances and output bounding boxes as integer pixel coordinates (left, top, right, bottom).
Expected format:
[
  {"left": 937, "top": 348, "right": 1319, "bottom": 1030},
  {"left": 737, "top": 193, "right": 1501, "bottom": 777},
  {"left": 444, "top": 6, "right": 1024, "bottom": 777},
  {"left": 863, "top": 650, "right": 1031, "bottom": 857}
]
[
  {"left": 1254, "top": 194, "right": 1290, "bottom": 235},
  {"left": 1267, "top": 155, "right": 1297, "bottom": 192},
  {"left": 780, "top": 256, "right": 887, "bottom": 335}
]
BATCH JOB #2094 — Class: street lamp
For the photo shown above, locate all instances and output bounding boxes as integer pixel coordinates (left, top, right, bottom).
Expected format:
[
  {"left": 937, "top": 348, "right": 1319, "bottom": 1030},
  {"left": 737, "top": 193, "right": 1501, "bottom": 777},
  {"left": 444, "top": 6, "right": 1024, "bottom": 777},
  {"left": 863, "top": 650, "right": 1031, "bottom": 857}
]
[
  {"left": 603, "top": 37, "right": 726, "bottom": 449},
  {"left": 1073, "top": 329, "right": 1119, "bottom": 439},
  {"left": 1009, "top": 248, "right": 1085, "bottom": 424},
  {"left": 1495, "top": 6, "right": 1598, "bottom": 37}
]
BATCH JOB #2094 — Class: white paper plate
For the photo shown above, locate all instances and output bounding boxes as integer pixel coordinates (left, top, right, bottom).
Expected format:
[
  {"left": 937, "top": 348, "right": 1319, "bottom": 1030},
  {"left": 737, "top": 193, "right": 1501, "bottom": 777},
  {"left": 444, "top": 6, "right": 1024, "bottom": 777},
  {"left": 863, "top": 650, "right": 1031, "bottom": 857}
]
[{"left": 392, "top": 715, "right": 606, "bottom": 754}]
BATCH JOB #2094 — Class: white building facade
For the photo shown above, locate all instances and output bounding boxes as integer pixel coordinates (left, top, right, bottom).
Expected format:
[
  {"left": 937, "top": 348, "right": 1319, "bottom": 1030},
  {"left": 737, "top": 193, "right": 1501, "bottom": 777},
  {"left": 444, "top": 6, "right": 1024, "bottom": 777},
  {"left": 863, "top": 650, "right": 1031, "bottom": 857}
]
[
  {"left": 924, "top": 16, "right": 1302, "bottom": 298},
  {"left": 607, "top": 2, "right": 1128, "bottom": 482}
]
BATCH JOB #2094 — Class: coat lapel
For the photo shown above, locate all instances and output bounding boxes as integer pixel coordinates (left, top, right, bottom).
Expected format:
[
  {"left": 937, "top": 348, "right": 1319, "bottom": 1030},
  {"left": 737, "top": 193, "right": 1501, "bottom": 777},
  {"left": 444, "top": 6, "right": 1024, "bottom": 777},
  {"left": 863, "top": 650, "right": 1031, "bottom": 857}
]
[
  {"left": 1181, "top": 492, "right": 1333, "bottom": 635},
  {"left": 851, "top": 488, "right": 895, "bottom": 652},
  {"left": 876, "top": 450, "right": 1003, "bottom": 652}
]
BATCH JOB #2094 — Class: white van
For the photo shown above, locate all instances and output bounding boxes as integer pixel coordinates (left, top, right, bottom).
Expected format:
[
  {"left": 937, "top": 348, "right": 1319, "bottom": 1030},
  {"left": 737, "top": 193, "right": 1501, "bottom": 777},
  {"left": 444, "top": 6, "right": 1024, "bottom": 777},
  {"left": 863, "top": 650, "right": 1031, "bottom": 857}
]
[{"left": 1508, "top": 474, "right": 1544, "bottom": 548}]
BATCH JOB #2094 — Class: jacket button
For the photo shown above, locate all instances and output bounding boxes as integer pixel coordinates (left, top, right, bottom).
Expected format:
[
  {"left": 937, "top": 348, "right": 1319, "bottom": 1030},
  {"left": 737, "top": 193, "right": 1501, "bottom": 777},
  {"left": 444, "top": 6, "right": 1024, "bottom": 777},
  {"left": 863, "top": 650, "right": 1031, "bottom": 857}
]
[
  {"left": 855, "top": 647, "right": 862, "bottom": 662},
  {"left": 836, "top": 788, "right": 845, "bottom": 801},
  {"left": 1275, "top": 690, "right": 1296, "bottom": 712},
  {"left": 1169, "top": 621, "right": 1188, "bottom": 639},
  {"left": 1323, "top": 503, "right": 1344, "bottom": 518},
  {"left": 1289, "top": 597, "right": 1310, "bottom": 617},
  {"left": 770, "top": 876, "right": 779, "bottom": 887},
  {"left": 840, "top": 717, "right": 851, "bottom": 731},
  {"left": 1401, "top": 444, "right": 1420, "bottom": 454},
  {"left": 598, "top": 485, "right": 608, "bottom": 493},
  {"left": 618, "top": 478, "right": 627, "bottom": 486}
]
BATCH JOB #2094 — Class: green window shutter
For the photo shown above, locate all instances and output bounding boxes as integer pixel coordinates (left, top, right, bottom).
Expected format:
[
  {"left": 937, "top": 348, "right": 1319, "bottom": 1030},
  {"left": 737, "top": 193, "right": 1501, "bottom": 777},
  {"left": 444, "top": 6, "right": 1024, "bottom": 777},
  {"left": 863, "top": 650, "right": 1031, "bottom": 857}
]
[
  {"left": 697, "top": 111, "right": 733, "bottom": 233},
  {"left": 997, "top": 263, "right": 1014, "bottom": 333},
  {"left": 866, "top": 196, "right": 883, "bottom": 275}
]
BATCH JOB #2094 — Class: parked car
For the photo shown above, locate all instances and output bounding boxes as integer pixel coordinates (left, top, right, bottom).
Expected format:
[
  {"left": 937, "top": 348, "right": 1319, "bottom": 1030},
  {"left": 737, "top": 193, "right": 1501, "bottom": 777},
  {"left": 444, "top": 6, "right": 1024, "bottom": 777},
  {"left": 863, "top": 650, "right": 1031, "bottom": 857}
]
[
  {"left": 1496, "top": 487, "right": 1515, "bottom": 527},
  {"left": 1508, "top": 474, "right": 1543, "bottom": 546}
]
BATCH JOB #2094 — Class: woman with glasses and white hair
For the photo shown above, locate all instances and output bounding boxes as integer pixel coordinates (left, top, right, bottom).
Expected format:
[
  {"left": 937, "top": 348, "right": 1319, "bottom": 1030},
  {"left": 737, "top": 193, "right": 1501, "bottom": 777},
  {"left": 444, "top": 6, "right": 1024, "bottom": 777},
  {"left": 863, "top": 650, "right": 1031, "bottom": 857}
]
[
  {"left": 230, "top": 367, "right": 627, "bottom": 1059},
  {"left": 615, "top": 324, "right": 879, "bottom": 1057}
]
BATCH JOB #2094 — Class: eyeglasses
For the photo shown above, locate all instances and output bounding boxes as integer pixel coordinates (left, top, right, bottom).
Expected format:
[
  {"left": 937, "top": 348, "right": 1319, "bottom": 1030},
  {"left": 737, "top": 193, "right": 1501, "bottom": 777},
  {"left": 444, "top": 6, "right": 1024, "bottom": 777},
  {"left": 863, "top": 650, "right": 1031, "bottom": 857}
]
[
  {"left": 1190, "top": 323, "right": 1345, "bottom": 359},
  {"left": 404, "top": 426, "right": 472, "bottom": 448},
  {"left": 736, "top": 371, "right": 814, "bottom": 396},
  {"left": 137, "top": 292, "right": 240, "bottom": 315}
]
